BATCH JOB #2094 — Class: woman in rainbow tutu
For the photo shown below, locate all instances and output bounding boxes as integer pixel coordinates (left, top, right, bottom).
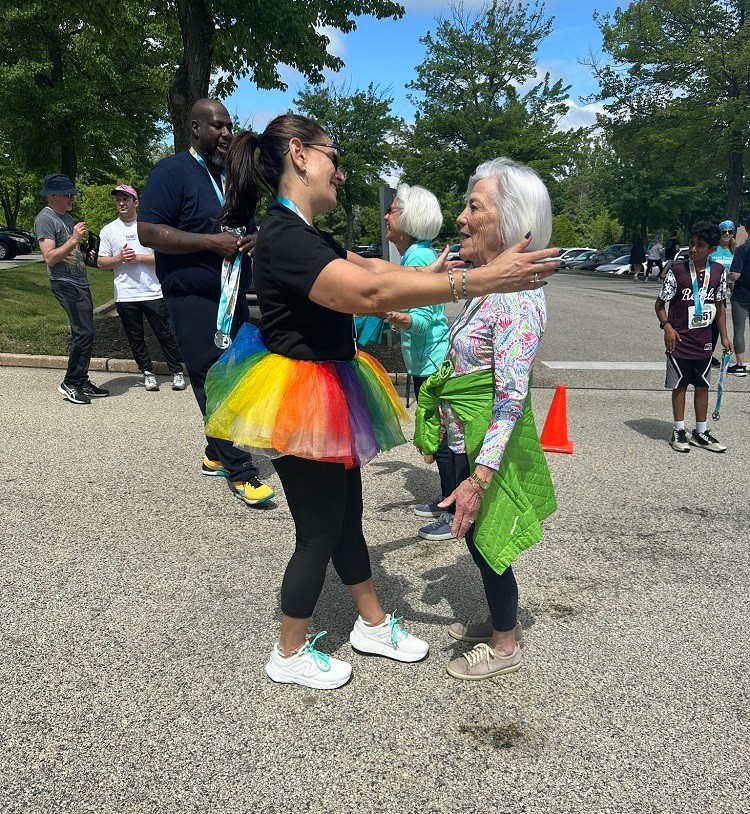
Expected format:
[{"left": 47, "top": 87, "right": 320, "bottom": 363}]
[{"left": 204, "top": 113, "right": 558, "bottom": 690}]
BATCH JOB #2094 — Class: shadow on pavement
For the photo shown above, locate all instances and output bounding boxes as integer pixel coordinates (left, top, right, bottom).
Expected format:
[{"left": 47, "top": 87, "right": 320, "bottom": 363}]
[{"left": 624, "top": 417, "right": 673, "bottom": 441}]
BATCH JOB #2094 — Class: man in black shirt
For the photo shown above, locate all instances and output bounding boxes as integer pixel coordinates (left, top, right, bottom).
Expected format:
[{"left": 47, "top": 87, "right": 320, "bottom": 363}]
[
  {"left": 727, "top": 216, "right": 750, "bottom": 376},
  {"left": 138, "top": 99, "right": 273, "bottom": 506}
]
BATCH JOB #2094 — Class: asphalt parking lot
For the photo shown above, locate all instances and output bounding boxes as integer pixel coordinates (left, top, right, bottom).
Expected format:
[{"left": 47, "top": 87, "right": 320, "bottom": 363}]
[{"left": 1, "top": 273, "right": 748, "bottom": 813}]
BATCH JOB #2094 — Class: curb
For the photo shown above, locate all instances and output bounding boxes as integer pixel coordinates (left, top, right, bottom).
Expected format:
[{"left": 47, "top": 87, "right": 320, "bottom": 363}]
[{"left": 0, "top": 352, "right": 408, "bottom": 383}]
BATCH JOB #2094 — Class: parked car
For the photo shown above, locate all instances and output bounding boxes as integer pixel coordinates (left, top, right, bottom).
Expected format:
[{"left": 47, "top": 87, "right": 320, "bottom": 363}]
[
  {"left": 674, "top": 248, "right": 689, "bottom": 263},
  {"left": 595, "top": 254, "right": 632, "bottom": 274},
  {"left": 565, "top": 250, "right": 600, "bottom": 269},
  {"left": 558, "top": 247, "right": 597, "bottom": 267},
  {"left": 0, "top": 225, "right": 35, "bottom": 260}
]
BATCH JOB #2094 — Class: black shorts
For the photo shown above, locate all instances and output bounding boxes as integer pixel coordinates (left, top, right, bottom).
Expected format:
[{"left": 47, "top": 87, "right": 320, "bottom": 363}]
[{"left": 665, "top": 355, "right": 711, "bottom": 390}]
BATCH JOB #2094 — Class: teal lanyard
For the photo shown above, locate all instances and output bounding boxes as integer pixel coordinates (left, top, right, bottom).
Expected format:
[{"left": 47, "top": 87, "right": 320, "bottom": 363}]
[
  {"left": 190, "top": 147, "right": 244, "bottom": 348},
  {"left": 276, "top": 195, "right": 310, "bottom": 224},
  {"left": 688, "top": 260, "right": 711, "bottom": 317}
]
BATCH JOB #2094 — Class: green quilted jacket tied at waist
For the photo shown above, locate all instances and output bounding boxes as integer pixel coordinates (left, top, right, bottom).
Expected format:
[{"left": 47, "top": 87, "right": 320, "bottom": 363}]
[{"left": 414, "top": 360, "right": 556, "bottom": 574}]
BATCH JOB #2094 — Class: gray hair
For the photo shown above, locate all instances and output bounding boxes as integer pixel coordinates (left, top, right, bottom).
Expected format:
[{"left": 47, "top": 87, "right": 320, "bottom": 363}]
[
  {"left": 466, "top": 158, "right": 552, "bottom": 251},
  {"left": 393, "top": 183, "right": 443, "bottom": 242}
]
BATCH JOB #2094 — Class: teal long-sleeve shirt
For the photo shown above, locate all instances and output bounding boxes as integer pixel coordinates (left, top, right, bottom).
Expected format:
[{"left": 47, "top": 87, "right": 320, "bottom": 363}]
[{"left": 397, "top": 241, "right": 449, "bottom": 376}]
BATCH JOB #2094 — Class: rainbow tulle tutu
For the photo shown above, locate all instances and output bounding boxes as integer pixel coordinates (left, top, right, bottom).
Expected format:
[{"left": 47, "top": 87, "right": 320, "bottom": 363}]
[{"left": 204, "top": 323, "right": 409, "bottom": 468}]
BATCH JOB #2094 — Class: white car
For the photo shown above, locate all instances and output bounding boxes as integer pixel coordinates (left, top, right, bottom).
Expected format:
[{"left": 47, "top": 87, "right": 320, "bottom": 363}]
[
  {"left": 595, "top": 254, "right": 632, "bottom": 274},
  {"left": 558, "top": 247, "right": 597, "bottom": 267}
]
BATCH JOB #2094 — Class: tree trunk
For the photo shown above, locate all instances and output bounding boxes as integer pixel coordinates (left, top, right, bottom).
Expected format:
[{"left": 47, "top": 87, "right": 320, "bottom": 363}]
[
  {"left": 726, "top": 148, "right": 743, "bottom": 227},
  {"left": 168, "top": 0, "right": 215, "bottom": 152},
  {"left": 48, "top": 42, "right": 77, "bottom": 181},
  {"left": 344, "top": 202, "right": 355, "bottom": 250}
]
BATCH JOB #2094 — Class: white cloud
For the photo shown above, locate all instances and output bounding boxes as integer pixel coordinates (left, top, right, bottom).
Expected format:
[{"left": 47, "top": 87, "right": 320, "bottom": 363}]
[
  {"left": 556, "top": 99, "right": 605, "bottom": 130},
  {"left": 316, "top": 25, "right": 347, "bottom": 59}
]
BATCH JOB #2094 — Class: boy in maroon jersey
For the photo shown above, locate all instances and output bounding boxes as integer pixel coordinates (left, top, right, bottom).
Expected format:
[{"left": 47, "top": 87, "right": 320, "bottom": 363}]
[{"left": 655, "top": 222, "right": 732, "bottom": 453}]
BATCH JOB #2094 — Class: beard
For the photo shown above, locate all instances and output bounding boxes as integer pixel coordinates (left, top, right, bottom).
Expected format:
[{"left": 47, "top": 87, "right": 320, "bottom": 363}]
[{"left": 199, "top": 139, "right": 226, "bottom": 171}]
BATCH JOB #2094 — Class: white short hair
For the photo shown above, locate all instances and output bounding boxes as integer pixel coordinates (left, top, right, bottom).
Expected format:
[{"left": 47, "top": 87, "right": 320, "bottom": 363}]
[
  {"left": 466, "top": 158, "right": 552, "bottom": 252},
  {"left": 394, "top": 183, "right": 443, "bottom": 242}
]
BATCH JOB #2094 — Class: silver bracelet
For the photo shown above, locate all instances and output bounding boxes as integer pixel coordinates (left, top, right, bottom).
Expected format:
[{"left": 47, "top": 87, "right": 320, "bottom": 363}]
[
  {"left": 461, "top": 268, "right": 468, "bottom": 299},
  {"left": 447, "top": 269, "right": 459, "bottom": 303}
]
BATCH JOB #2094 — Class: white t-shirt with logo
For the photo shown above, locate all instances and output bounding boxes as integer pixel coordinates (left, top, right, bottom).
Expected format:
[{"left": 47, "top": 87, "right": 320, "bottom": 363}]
[{"left": 98, "top": 218, "right": 162, "bottom": 302}]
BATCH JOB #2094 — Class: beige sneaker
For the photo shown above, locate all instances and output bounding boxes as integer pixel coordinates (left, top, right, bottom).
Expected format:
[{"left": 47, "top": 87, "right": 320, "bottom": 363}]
[
  {"left": 448, "top": 617, "right": 523, "bottom": 646},
  {"left": 446, "top": 642, "right": 521, "bottom": 681}
]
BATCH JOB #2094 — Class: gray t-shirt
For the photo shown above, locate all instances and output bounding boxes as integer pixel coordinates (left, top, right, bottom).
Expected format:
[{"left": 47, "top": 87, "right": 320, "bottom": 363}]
[{"left": 33, "top": 207, "right": 88, "bottom": 286}]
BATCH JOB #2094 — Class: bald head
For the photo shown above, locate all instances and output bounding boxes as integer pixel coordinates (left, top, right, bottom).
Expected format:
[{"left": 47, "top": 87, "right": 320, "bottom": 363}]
[{"left": 190, "top": 98, "right": 233, "bottom": 171}]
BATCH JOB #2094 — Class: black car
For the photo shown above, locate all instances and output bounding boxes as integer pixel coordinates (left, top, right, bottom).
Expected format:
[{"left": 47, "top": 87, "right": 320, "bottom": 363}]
[{"left": 0, "top": 225, "right": 35, "bottom": 260}]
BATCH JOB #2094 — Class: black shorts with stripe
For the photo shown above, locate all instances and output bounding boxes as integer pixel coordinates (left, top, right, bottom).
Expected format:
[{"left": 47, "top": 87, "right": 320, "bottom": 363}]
[{"left": 665, "top": 355, "right": 712, "bottom": 390}]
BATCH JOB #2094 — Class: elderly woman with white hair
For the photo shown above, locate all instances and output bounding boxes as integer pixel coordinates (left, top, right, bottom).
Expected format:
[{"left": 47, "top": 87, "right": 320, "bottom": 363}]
[
  {"left": 414, "top": 157, "right": 557, "bottom": 681},
  {"left": 380, "top": 184, "right": 455, "bottom": 540}
]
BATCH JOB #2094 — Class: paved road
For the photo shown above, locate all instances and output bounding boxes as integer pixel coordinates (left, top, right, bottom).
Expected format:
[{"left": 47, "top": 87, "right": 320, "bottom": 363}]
[
  {"left": 1, "top": 273, "right": 749, "bottom": 813},
  {"left": 0, "top": 252, "right": 41, "bottom": 271}
]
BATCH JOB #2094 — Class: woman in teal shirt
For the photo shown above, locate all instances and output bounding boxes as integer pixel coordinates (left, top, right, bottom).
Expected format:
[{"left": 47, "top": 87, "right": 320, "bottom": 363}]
[{"left": 382, "top": 184, "right": 454, "bottom": 540}]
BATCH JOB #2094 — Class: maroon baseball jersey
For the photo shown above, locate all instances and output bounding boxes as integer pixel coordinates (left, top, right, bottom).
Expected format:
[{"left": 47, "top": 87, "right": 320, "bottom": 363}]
[{"left": 659, "top": 260, "right": 726, "bottom": 360}]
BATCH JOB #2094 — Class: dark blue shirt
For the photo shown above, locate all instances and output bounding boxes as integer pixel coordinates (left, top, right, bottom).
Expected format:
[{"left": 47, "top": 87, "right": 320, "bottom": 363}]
[
  {"left": 137, "top": 150, "right": 253, "bottom": 298},
  {"left": 729, "top": 238, "right": 750, "bottom": 303}
]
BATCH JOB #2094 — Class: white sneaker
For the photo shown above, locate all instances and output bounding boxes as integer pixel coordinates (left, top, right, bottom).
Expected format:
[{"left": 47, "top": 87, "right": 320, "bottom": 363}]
[
  {"left": 172, "top": 371, "right": 186, "bottom": 390},
  {"left": 144, "top": 372, "right": 159, "bottom": 391},
  {"left": 349, "top": 612, "right": 429, "bottom": 662},
  {"left": 265, "top": 631, "right": 351, "bottom": 690}
]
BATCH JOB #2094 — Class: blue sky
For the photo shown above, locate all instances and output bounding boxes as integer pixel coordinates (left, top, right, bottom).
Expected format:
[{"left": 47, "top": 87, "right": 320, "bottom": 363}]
[{"left": 225, "top": 0, "right": 622, "bottom": 133}]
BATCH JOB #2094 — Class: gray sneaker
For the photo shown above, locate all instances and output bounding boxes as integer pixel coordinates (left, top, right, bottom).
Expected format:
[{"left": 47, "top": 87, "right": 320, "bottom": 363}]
[
  {"left": 418, "top": 512, "right": 455, "bottom": 541},
  {"left": 448, "top": 617, "right": 523, "bottom": 646},
  {"left": 447, "top": 642, "right": 522, "bottom": 681},
  {"left": 414, "top": 500, "right": 444, "bottom": 518},
  {"left": 144, "top": 372, "right": 159, "bottom": 391},
  {"left": 172, "top": 371, "right": 186, "bottom": 391}
]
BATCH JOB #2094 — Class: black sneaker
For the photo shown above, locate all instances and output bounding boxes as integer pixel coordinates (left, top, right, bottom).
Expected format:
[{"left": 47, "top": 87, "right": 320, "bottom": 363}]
[
  {"left": 82, "top": 380, "right": 110, "bottom": 398},
  {"left": 670, "top": 428, "right": 690, "bottom": 453},
  {"left": 58, "top": 382, "right": 91, "bottom": 404},
  {"left": 689, "top": 429, "right": 726, "bottom": 453},
  {"left": 710, "top": 356, "right": 721, "bottom": 368},
  {"left": 727, "top": 363, "right": 747, "bottom": 377}
]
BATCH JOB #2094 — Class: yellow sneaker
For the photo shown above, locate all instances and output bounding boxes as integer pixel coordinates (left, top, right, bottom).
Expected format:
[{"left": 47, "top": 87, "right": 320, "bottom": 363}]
[
  {"left": 202, "top": 456, "right": 229, "bottom": 477},
  {"left": 229, "top": 477, "right": 275, "bottom": 506}
]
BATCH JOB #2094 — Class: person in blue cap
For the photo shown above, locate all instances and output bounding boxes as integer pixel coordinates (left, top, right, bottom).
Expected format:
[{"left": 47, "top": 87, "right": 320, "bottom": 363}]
[
  {"left": 708, "top": 220, "right": 737, "bottom": 366},
  {"left": 34, "top": 174, "right": 109, "bottom": 404}
]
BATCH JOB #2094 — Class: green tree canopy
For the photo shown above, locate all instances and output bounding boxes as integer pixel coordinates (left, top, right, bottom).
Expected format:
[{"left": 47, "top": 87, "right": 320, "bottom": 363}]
[
  {"left": 589, "top": 0, "right": 750, "bottom": 224},
  {"left": 168, "top": 0, "right": 405, "bottom": 150},
  {"left": 0, "top": 1, "right": 174, "bottom": 182},
  {"left": 294, "top": 83, "right": 402, "bottom": 249},
  {"left": 399, "top": 0, "right": 578, "bottom": 230}
]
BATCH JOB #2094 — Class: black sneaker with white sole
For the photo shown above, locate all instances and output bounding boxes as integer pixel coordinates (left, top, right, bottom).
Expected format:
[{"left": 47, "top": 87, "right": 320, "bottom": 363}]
[
  {"left": 689, "top": 429, "right": 726, "bottom": 453},
  {"left": 81, "top": 380, "right": 110, "bottom": 398},
  {"left": 727, "top": 363, "right": 747, "bottom": 377},
  {"left": 670, "top": 428, "right": 690, "bottom": 453},
  {"left": 58, "top": 382, "right": 91, "bottom": 404}
]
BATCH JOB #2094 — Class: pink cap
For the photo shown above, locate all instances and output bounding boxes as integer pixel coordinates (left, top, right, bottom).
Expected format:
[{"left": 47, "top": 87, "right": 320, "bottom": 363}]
[{"left": 112, "top": 184, "right": 138, "bottom": 199}]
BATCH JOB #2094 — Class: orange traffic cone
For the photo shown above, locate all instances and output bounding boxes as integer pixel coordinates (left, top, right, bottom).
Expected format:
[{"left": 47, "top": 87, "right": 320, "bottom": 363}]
[{"left": 540, "top": 384, "right": 574, "bottom": 454}]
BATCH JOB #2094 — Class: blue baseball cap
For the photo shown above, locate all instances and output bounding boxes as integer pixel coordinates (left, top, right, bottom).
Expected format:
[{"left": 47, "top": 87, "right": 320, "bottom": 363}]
[{"left": 719, "top": 220, "right": 735, "bottom": 231}]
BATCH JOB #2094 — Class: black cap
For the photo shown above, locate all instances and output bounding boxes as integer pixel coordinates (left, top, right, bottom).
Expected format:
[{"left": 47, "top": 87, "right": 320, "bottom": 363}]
[{"left": 40, "top": 174, "right": 77, "bottom": 196}]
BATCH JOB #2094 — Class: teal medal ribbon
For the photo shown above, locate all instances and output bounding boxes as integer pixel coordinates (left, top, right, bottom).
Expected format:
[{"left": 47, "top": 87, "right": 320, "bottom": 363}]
[
  {"left": 688, "top": 259, "right": 711, "bottom": 327},
  {"left": 190, "top": 147, "right": 244, "bottom": 349}
]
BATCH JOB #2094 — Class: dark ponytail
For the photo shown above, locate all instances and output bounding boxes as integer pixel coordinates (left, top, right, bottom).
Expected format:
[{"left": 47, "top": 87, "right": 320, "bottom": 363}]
[{"left": 219, "top": 114, "right": 327, "bottom": 228}]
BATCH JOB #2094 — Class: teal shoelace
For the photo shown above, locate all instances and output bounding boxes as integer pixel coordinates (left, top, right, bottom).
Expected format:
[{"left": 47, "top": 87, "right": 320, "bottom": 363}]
[
  {"left": 303, "top": 630, "right": 331, "bottom": 672},
  {"left": 388, "top": 612, "right": 408, "bottom": 649}
]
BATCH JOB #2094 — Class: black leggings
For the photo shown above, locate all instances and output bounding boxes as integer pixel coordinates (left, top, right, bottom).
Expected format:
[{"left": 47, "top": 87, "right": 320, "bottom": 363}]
[
  {"left": 453, "top": 452, "right": 518, "bottom": 632},
  {"left": 272, "top": 455, "right": 372, "bottom": 619}
]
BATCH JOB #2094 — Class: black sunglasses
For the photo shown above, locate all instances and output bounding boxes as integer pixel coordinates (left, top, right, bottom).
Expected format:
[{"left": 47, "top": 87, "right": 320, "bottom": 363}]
[
  {"left": 721, "top": 229, "right": 734, "bottom": 234},
  {"left": 302, "top": 142, "right": 341, "bottom": 172}
]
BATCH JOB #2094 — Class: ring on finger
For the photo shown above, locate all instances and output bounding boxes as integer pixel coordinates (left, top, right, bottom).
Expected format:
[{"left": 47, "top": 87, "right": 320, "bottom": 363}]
[{"left": 533, "top": 272, "right": 539, "bottom": 284}]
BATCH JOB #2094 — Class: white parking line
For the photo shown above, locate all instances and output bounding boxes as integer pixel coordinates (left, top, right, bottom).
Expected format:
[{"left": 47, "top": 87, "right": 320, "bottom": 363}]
[{"left": 542, "top": 361, "right": 665, "bottom": 370}]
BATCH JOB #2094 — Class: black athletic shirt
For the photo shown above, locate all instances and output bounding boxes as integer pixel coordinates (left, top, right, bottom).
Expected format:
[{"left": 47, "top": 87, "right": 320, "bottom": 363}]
[
  {"left": 138, "top": 150, "right": 253, "bottom": 298},
  {"left": 729, "top": 239, "right": 750, "bottom": 303},
  {"left": 255, "top": 201, "right": 354, "bottom": 361}
]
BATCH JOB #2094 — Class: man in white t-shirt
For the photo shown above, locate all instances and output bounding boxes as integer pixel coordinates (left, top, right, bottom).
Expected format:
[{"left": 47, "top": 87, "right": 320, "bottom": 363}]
[{"left": 98, "top": 185, "right": 186, "bottom": 391}]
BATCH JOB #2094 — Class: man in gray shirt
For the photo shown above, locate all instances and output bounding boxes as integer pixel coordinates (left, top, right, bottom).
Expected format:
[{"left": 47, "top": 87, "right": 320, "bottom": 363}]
[{"left": 34, "top": 174, "right": 109, "bottom": 404}]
